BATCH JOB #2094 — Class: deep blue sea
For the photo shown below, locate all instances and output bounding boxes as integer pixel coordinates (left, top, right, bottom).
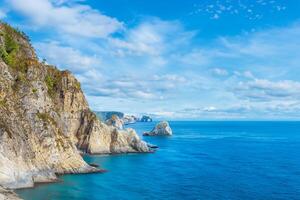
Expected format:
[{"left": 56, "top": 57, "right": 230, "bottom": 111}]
[{"left": 17, "top": 121, "right": 300, "bottom": 200}]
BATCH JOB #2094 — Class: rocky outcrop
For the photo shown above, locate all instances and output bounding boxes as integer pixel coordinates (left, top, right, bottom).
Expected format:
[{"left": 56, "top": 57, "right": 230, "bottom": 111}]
[
  {"left": 0, "top": 22, "right": 150, "bottom": 190},
  {"left": 123, "top": 115, "right": 138, "bottom": 125},
  {"left": 0, "top": 187, "right": 21, "bottom": 200},
  {"left": 76, "top": 111, "right": 150, "bottom": 154},
  {"left": 140, "top": 115, "right": 153, "bottom": 122},
  {"left": 143, "top": 121, "right": 172, "bottom": 136},
  {"left": 105, "top": 114, "right": 124, "bottom": 129}
]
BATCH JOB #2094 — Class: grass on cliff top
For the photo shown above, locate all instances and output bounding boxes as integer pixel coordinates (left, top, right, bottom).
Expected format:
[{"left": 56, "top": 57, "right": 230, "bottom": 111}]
[
  {"left": 0, "top": 26, "right": 20, "bottom": 67},
  {"left": 0, "top": 22, "right": 36, "bottom": 74},
  {"left": 45, "top": 67, "right": 82, "bottom": 98},
  {"left": 0, "top": 21, "right": 30, "bottom": 41},
  {"left": 1, "top": 22, "right": 82, "bottom": 98}
]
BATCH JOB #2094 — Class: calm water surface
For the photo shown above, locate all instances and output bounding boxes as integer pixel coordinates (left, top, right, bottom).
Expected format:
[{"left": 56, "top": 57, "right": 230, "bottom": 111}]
[{"left": 17, "top": 121, "right": 300, "bottom": 200}]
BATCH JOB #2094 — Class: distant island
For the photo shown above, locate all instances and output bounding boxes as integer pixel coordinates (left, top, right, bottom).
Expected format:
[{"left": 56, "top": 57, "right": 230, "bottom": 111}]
[{"left": 95, "top": 111, "right": 153, "bottom": 124}]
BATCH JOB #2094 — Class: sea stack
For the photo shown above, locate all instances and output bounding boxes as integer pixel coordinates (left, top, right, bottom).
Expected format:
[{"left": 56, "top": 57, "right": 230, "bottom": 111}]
[{"left": 143, "top": 121, "right": 173, "bottom": 136}]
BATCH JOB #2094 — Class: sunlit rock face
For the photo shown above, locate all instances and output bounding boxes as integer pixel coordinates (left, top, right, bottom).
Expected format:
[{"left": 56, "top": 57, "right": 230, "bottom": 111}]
[
  {"left": 76, "top": 111, "right": 150, "bottom": 154},
  {"left": 123, "top": 115, "right": 138, "bottom": 125},
  {"left": 0, "top": 22, "right": 150, "bottom": 190},
  {"left": 105, "top": 114, "right": 124, "bottom": 130},
  {"left": 143, "top": 121, "right": 173, "bottom": 136},
  {"left": 0, "top": 186, "right": 22, "bottom": 200}
]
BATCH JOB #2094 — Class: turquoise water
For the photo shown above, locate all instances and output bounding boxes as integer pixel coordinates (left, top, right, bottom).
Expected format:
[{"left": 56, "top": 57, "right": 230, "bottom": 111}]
[{"left": 17, "top": 121, "right": 300, "bottom": 200}]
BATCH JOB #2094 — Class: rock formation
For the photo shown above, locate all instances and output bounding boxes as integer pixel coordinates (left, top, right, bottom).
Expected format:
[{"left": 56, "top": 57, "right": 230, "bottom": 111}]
[
  {"left": 123, "top": 115, "right": 138, "bottom": 125},
  {"left": 0, "top": 22, "right": 151, "bottom": 193},
  {"left": 105, "top": 114, "right": 124, "bottom": 129},
  {"left": 143, "top": 121, "right": 172, "bottom": 136},
  {"left": 0, "top": 186, "right": 21, "bottom": 200},
  {"left": 140, "top": 115, "right": 153, "bottom": 122},
  {"left": 76, "top": 111, "right": 150, "bottom": 154}
]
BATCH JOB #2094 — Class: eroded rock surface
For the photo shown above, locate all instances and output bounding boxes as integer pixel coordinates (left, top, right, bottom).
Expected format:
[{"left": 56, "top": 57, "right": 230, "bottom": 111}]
[
  {"left": 77, "top": 111, "right": 150, "bottom": 154},
  {"left": 0, "top": 187, "right": 21, "bottom": 200},
  {"left": 105, "top": 114, "right": 124, "bottom": 130},
  {"left": 143, "top": 121, "right": 172, "bottom": 136}
]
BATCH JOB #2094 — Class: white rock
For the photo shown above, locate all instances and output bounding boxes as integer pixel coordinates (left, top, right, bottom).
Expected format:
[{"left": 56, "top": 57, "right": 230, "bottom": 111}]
[{"left": 143, "top": 121, "right": 172, "bottom": 136}]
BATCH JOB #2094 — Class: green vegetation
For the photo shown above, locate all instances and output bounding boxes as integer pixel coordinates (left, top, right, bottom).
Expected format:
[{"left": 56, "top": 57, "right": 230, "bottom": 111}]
[
  {"left": 32, "top": 88, "right": 37, "bottom": 93},
  {"left": 44, "top": 68, "right": 63, "bottom": 97},
  {"left": 0, "top": 99, "right": 6, "bottom": 107},
  {"left": 36, "top": 112, "right": 56, "bottom": 125},
  {"left": 0, "top": 21, "right": 30, "bottom": 42},
  {"left": 0, "top": 23, "right": 20, "bottom": 67},
  {"left": 0, "top": 22, "right": 33, "bottom": 73},
  {"left": 4, "top": 31, "right": 19, "bottom": 53},
  {"left": 75, "top": 81, "right": 81, "bottom": 90},
  {"left": 45, "top": 75, "right": 55, "bottom": 92}
]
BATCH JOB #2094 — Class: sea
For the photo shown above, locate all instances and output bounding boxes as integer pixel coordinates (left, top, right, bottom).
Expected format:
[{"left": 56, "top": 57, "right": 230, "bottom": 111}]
[{"left": 16, "top": 121, "right": 300, "bottom": 200}]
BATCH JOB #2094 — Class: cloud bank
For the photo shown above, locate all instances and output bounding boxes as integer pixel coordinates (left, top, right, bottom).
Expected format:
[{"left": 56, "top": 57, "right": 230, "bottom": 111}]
[{"left": 3, "top": 0, "right": 300, "bottom": 119}]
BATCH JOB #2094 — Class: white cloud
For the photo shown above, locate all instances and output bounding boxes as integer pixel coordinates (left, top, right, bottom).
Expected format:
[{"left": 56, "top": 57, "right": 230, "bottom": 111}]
[
  {"left": 234, "top": 79, "right": 300, "bottom": 101},
  {"left": 148, "top": 111, "right": 175, "bottom": 118},
  {"left": 177, "top": 49, "right": 211, "bottom": 66},
  {"left": 218, "top": 23, "right": 300, "bottom": 59},
  {"left": 82, "top": 73, "right": 189, "bottom": 100},
  {"left": 8, "top": 0, "right": 123, "bottom": 38},
  {"left": 34, "top": 41, "right": 101, "bottom": 73},
  {"left": 109, "top": 19, "right": 194, "bottom": 57},
  {"left": 6, "top": 0, "right": 300, "bottom": 119},
  {"left": 212, "top": 14, "right": 219, "bottom": 19},
  {"left": 0, "top": 9, "right": 7, "bottom": 19},
  {"left": 213, "top": 68, "right": 228, "bottom": 76},
  {"left": 203, "top": 106, "right": 217, "bottom": 111},
  {"left": 177, "top": 102, "right": 300, "bottom": 119},
  {"left": 192, "top": 0, "right": 287, "bottom": 20}
]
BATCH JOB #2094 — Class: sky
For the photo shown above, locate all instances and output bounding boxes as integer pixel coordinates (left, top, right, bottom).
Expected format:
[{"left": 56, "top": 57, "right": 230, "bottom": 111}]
[{"left": 1, "top": 0, "right": 300, "bottom": 120}]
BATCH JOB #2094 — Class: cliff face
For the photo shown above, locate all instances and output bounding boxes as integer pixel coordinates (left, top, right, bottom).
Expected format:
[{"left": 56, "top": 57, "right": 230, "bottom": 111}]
[
  {"left": 0, "top": 23, "right": 150, "bottom": 191},
  {"left": 0, "top": 187, "right": 21, "bottom": 200}
]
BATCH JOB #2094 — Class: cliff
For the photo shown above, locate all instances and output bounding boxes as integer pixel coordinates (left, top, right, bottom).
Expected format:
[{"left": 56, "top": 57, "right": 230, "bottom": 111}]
[
  {"left": 0, "top": 187, "right": 21, "bottom": 200},
  {"left": 0, "top": 22, "right": 150, "bottom": 193}
]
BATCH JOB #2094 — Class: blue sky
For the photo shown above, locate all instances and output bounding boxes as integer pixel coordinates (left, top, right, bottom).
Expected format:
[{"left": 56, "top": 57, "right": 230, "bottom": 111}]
[{"left": 1, "top": 0, "right": 300, "bottom": 120}]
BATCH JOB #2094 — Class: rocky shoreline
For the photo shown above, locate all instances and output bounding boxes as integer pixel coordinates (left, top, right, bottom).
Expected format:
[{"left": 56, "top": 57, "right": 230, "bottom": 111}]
[
  {"left": 0, "top": 23, "right": 153, "bottom": 199},
  {"left": 0, "top": 187, "right": 21, "bottom": 200}
]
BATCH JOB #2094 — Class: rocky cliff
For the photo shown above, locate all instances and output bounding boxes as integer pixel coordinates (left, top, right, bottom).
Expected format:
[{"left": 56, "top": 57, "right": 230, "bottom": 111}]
[
  {"left": 0, "top": 22, "right": 150, "bottom": 194},
  {"left": 0, "top": 187, "right": 21, "bottom": 200}
]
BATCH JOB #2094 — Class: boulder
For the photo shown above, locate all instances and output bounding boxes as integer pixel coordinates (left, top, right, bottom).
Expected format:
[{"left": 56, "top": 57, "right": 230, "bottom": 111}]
[{"left": 143, "top": 121, "right": 172, "bottom": 136}]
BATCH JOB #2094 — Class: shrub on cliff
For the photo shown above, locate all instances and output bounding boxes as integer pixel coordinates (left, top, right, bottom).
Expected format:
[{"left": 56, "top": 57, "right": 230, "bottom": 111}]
[{"left": 0, "top": 23, "right": 20, "bottom": 67}]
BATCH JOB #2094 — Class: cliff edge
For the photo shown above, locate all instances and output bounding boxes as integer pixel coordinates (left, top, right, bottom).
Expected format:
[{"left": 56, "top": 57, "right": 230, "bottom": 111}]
[{"left": 0, "top": 22, "right": 150, "bottom": 193}]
